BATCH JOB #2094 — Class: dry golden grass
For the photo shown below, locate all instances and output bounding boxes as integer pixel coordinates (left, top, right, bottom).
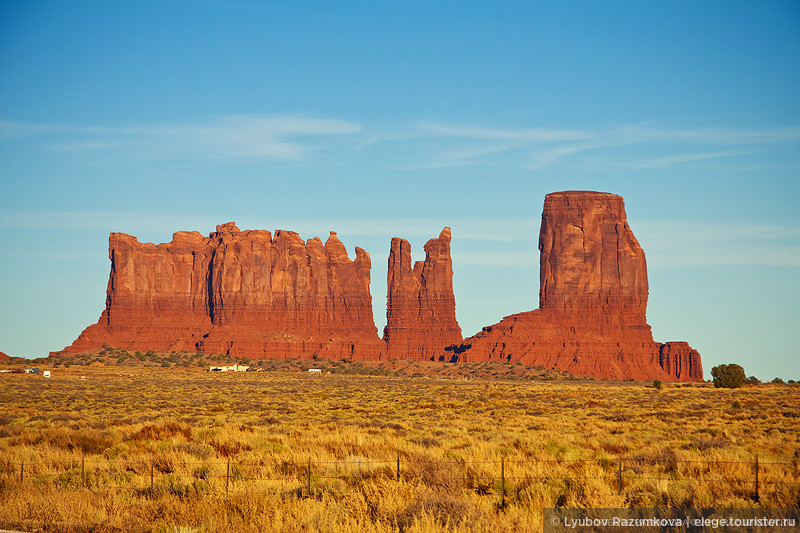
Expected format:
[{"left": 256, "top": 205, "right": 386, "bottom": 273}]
[{"left": 1, "top": 365, "right": 798, "bottom": 532}]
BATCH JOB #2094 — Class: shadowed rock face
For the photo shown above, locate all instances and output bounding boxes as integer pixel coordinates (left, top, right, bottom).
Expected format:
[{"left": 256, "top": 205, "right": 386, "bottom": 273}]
[
  {"left": 61, "top": 223, "right": 383, "bottom": 360},
  {"left": 454, "top": 191, "right": 703, "bottom": 381},
  {"left": 383, "top": 227, "right": 463, "bottom": 360}
]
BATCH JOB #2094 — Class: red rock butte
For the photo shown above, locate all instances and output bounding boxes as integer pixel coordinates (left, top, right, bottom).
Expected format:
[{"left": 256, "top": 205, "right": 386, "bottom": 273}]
[
  {"left": 452, "top": 191, "right": 702, "bottom": 381},
  {"left": 57, "top": 191, "right": 702, "bottom": 381},
  {"left": 61, "top": 223, "right": 384, "bottom": 360},
  {"left": 0, "top": 351, "right": 9, "bottom": 360}
]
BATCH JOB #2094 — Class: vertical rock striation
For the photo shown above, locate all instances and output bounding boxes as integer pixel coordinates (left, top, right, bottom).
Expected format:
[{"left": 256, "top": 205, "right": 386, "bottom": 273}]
[
  {"left": 384, "top": 228, "right": 463, "bottom": 360},
  {"left": 539, "top": 191, "right": 648, "bottom": 322},
  {"left": 60, "top": 223, "right": 383, "bottom": 359},
  {"left": 454, "top": 191, "right": 703, "bottom": 381},
  {"left": 56, "top": 193, "right": 701, "bottom": 381},
  {"left": 658, "top": 342, "right": 704, "bottom": 381}
]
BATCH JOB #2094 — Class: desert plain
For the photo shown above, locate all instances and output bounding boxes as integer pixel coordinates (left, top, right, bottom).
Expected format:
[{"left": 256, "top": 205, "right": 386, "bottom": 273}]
[{"left": 1, "top": 360, "right": 798, "bottom": 532}]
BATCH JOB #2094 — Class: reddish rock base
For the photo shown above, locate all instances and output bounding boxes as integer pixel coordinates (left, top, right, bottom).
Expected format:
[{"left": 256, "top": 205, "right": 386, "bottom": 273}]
[{"left": 451, "top": 309, "right": 702, "bottom": 381}]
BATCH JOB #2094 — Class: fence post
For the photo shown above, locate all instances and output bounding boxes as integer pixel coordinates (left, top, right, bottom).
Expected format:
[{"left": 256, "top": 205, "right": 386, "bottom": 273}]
[
  {"left": 396, "top": 453, "right": 400, "bottom": 481},
  {"left": 20, "top": 460, "right": 24, "bottom": 484},
  {"left": 618, "top": 460, "right": 623, "bottom": 494},
  {"left": 307, "top": 457, "right": 312, "bottom": 497},
  {"left": 150, "top": 463, "right": 154, "bottom": 493},
  {"left": 754, "top": 455, "right": 760, "bottom": 502},
  {"left": 500, "top": 455, "right": 506, "bottom": 509},
  {"left": 81, "top": 453, "right": 85, "bottom": 487},
  {"left": 226, "top": 456, "right": 230, "bottom": 493}
]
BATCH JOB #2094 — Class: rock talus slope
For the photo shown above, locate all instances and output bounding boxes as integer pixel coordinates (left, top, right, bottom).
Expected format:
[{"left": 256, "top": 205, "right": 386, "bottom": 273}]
[
  {"left": 60, "top": 223, "right": 383, "bottom": 359},
  {"left": 454, "top": 191, "right": 703, "bottom": 381},
  {"left": 383, "top": 227, "right": 462, "bottom": 360}
]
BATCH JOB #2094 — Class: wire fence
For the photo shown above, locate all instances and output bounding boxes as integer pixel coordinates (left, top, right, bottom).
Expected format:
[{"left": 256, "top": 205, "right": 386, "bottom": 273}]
[{"left": 2, "top": 454, "right": 798, "bottom": 505}]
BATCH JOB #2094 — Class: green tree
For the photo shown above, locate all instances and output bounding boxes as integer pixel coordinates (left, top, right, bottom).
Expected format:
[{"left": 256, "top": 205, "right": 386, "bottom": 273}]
[{"left": 711, "top": 364, "right": 746, "bottom": 389}]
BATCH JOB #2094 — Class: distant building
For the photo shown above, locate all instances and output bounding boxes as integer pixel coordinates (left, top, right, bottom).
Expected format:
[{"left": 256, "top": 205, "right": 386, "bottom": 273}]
[
  {"left": 308, "top": 368, "right": 322, "bottom": 374},
  {"left": 43, "top": 370, "right": 51, "bottom": 378},
  {"left": 209, "top": 364, "right": 249, "bottom": 372}
]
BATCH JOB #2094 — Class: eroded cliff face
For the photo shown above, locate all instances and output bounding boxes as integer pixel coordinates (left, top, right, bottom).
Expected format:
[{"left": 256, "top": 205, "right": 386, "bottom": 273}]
[
  {"left": 61, "top": 223, "right": 383, "bottom": 360},
  {"left": 658, "top": 342, "right": 704, "bottom": 381},
  {"left": 383, "top": 228, "right": 462, "bottom": 360},
  {"left": 0, "top": 351, "right": 9, "bottom": 360},
  {"left": 539, "top": 191, "right": 648, "bottom": 323},
  {"left": 58, "top": 192, "right": 701, "bottom": 381},
  {"left": 454, "top": 191, "right": 703, "bottom": 381}
]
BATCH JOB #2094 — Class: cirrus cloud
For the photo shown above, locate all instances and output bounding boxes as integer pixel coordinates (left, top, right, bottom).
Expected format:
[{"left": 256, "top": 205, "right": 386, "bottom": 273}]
[{"left": 2, "top": 114, "right": 362, "bottom": 162}]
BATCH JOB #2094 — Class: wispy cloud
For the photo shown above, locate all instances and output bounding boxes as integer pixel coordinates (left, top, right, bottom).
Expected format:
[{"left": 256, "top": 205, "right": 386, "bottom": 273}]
[
  {"left": 634, "top": 220, "right": 800, "bottom": 268},
  {"left": 405, "top": 121, "right": 800, "bottom": 170},
  {"left": 614, "top": 124, "right": 800, "bottom": 145},
  {"left": 126, "top": 115, "right": 361, "bottom": 160},
  {"left": 525, "top": 142, "right": 610, "bottom": 169},
  {"left": 618, "top": 150, "right": 751, "bottom": 169},
  {"left": 417, "top": 122, "right": 590, "bottom": 143},
  {"left": 0, "top": 120, "right": 67, "bottom": 139},
  {"left": 3, "top": 114, "right": 361, "bottom": 162},
  {"left": 406, "top": 121, "right": 595, "bottom": 169},
  {"left": 4, "top": 115, "right": 799, "bottom": 171}
]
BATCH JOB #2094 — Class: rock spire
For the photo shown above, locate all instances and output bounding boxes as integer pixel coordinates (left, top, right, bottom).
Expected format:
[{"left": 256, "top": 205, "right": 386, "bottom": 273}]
[{"left": 383, "top": 227, "right": 463, "bottom": 360}]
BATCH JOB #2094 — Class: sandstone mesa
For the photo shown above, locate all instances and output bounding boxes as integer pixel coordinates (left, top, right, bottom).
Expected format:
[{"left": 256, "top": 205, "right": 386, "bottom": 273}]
[
  {"left": 63, "top": 223, "right": 383, "bottom": 361},
  {"left": 58, "top": 191, "right": 702, "bottom": 381}
]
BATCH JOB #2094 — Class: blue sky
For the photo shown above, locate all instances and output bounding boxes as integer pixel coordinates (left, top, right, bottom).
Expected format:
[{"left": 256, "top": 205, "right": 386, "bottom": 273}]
[{"left": 1, "top": 0, "right": 798, "bottom": 379}]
